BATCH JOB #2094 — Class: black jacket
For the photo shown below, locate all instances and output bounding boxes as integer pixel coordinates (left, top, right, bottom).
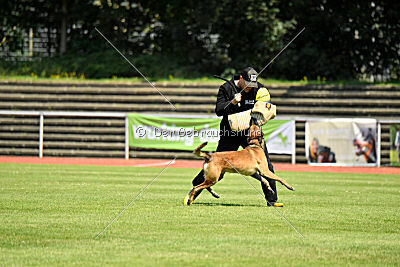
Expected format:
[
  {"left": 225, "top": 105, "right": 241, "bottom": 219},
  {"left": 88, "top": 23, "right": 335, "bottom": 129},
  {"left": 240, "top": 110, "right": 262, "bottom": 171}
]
[{"left": 215, "top": 78, "right": 265, "bottom": 133}]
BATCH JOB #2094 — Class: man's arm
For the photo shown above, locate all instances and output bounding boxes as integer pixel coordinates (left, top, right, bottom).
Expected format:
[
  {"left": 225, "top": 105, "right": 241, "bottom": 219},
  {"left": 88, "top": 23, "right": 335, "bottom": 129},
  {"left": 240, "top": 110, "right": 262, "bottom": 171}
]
[{"left": 215, "top": 85, "right": 237, "bottom": 116}]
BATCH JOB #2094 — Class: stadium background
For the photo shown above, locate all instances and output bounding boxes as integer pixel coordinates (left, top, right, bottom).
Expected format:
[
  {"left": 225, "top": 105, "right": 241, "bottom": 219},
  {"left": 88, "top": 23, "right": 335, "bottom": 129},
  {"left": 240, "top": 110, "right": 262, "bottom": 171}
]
[{"left": 1, "top": 1, "right": 399, "bottom": 265}]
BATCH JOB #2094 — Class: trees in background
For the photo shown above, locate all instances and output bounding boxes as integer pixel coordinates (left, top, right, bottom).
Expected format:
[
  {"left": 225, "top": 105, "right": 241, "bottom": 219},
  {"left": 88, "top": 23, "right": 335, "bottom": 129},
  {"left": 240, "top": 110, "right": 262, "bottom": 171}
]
[
  {"left": 0, "top": 0, "right": 398, "bottom": 81},
  {"left": 275, "top": 0, "right": 400, "bottom": 81}
]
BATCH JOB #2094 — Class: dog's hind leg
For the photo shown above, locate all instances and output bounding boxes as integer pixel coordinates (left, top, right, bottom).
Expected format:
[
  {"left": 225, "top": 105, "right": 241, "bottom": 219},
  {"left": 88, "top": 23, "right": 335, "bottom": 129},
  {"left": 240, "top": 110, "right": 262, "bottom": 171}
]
[
  {"left": 204, "top": 171, "right": 225, "bottom": 199},
  {"left": 206, "top": 187, "right": 220, "bottom": 198},
  {"left": 186, "top": 163, "right": 221, "bottom": 205},
  {"left": 204, "top": 162, "right": 221, "bottom": 198},
  {"left": 187, "top": 180, "right": 216, "bottom": 205}
]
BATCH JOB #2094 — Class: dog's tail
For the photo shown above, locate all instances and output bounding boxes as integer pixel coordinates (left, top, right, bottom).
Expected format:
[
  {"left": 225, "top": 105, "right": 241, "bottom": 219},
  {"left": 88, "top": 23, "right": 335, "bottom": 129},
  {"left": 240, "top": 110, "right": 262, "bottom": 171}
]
[{"left": 193, "top": 142, "right": 211, "bottom": 160}]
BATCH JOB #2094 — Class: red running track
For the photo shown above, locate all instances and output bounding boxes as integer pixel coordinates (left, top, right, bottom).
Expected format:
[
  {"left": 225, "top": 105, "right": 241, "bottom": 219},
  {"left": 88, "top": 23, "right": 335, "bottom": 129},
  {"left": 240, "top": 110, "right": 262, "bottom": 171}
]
[{"left": 1, "top": 156, "right": 400, "bottom": 175}]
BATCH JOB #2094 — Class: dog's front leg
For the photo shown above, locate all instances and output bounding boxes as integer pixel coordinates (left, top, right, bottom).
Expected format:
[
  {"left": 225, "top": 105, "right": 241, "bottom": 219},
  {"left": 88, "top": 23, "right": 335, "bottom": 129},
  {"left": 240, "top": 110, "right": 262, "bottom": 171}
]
[
  {"left": 256, "top": 160, "right": 295, "bottom": 191},
  {"left": 259, "top": 168, "right": 295, "bottom": 191},
  {"left": 252, "top": 174, "right": 275, "bottom": 194}
]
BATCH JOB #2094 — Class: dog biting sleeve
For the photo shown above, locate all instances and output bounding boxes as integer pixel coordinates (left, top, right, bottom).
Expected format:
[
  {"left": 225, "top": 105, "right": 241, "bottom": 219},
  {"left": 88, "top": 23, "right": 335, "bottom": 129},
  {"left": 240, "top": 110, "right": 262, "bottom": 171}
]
[
  {"left": 251, "top": 102, "right": 276, "bottom": 126},
  {"left": 228, "top": 102, "right": 277, "bottom": 132}
]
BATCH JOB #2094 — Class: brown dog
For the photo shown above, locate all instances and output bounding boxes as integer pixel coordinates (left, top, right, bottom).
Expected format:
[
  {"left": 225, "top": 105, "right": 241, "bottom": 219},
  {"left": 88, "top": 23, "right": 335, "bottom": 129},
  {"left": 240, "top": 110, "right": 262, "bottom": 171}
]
[{"left": 184, "top": 120, "right": 295, "bottom": 206}]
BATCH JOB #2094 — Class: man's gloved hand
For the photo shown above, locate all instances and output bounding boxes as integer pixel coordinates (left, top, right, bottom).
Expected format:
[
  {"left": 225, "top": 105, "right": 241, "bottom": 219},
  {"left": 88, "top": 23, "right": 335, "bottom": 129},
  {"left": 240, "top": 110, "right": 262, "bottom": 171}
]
[{"left": 232, "top": 93, "right": 242, "bottom": 105}]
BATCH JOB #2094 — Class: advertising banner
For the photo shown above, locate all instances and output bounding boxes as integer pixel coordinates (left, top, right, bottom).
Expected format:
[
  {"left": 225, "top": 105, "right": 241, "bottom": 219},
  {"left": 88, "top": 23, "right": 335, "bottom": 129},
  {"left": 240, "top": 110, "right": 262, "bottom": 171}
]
[
  {"left": 264, "top": 121, "right": 294, "bottom": 154},
  {"left": 306, "top": 119, "right": 377, "bottom": 166},
  {"left": 390, "top": 124, "right": 400, "bottom": 167},
  {"left": 128, "top": 113, "right": 294, "bottom": 154}
]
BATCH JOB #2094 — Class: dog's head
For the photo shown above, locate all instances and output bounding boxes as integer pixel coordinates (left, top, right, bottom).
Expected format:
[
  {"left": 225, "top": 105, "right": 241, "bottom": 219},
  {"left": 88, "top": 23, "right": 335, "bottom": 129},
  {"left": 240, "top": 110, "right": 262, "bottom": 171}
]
[{"left": 247, "top": 117, "right": 264, "bottom": 147}]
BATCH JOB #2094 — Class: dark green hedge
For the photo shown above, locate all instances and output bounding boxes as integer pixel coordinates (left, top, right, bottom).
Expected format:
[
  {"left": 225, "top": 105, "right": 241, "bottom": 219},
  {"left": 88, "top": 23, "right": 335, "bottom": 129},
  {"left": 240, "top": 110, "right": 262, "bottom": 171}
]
[{"left": 0, "top": 52, "right": 203, "bottom": 79}]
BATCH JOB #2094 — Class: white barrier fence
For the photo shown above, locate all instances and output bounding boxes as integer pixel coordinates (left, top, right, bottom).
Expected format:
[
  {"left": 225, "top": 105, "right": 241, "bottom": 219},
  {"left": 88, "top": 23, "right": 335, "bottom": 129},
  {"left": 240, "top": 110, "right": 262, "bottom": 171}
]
[
  {"left": 0, "top": 110, "right": 129, "bottom": 158},
  {"left": 1, "top": 110, "right": 399, "bottom": 166}
]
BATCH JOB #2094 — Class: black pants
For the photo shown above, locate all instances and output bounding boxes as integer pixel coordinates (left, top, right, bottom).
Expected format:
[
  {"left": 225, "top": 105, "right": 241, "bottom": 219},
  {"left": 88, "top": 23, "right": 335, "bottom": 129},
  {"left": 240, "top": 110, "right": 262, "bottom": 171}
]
[{"left": 191, "top": 135, "right": 278, "bottom": 202}]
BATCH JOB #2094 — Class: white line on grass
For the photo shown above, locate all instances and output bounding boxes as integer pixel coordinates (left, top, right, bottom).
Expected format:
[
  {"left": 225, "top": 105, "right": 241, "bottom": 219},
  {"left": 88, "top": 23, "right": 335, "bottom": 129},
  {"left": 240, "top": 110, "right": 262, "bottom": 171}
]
[{"left": 134, "top": 160, "right": 177, "bottom": 167}]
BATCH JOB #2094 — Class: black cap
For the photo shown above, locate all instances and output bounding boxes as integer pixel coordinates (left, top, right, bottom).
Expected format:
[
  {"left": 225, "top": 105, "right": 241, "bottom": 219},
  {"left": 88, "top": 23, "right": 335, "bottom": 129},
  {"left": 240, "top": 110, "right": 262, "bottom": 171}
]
[{"left": 241, "top": 67, "right": 258, "bottom": 88}]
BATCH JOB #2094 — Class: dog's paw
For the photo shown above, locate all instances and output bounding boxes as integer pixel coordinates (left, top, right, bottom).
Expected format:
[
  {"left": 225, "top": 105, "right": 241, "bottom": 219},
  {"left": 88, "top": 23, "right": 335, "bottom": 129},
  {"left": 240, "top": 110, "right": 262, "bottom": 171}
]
[{"left": 184, "top": 194, "right": 191, "bottom": 206}]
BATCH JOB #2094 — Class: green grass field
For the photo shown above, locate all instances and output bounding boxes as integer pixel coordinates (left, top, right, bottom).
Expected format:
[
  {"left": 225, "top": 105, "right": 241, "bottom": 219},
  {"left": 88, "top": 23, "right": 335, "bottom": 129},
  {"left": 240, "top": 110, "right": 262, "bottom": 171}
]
[{"left": 1, "top": 163, "right": 399, "bottom": 266}]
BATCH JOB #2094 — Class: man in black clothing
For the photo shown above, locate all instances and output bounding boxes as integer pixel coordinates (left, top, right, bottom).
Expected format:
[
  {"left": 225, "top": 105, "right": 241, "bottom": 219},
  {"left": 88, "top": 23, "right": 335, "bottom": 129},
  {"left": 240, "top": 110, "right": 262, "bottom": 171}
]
[{"left": 188, "top": 67, "right": 284, "bottom": 207}]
